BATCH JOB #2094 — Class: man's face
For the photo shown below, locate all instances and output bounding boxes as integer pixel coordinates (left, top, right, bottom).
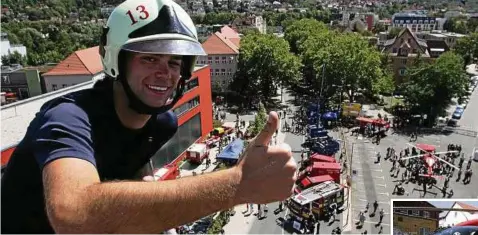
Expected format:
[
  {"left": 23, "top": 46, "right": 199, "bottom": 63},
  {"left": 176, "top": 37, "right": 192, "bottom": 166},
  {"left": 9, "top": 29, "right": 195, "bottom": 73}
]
[{"left": 126, "top": 53, "right": 183, "bottom": 107}]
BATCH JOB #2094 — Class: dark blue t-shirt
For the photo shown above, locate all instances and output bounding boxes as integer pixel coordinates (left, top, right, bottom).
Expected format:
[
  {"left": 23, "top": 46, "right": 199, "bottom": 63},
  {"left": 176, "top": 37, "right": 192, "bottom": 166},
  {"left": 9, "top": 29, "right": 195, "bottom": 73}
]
[{"left": 1, "top": 79, "right": 178, "bottom": 234}]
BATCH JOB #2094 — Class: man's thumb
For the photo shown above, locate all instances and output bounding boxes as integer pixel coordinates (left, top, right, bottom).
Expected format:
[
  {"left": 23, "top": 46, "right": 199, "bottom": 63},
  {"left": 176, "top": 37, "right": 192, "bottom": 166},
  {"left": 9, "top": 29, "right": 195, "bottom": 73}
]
[{"left": 254, "top": 111, "right": 279, "bottom": 146}]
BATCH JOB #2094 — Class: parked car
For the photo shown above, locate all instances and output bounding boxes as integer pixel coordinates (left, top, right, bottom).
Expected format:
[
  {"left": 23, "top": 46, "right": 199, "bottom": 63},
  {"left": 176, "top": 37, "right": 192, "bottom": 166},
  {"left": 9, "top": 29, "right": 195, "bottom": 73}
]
[{"left": 452, "top": 107, "right": 465, "bottom": 119}]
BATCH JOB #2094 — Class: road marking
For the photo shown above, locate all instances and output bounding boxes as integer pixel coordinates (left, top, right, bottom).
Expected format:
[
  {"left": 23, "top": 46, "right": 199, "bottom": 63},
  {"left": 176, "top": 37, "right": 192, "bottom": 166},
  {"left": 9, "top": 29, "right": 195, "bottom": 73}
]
[
  {"left": 376, "top": 184, "right": 387, "bottom": 188},
  {"left": 353, "top": 219, "right": 390, "bottom": 226},
  {"left": 378, "top": 192, "right": 390, "bottom": 197},
  {"left": 358, "top": 198, "right": 390, "bottom": 205},
  {"left": 356, "top": 174, "right": 385, "bottom": 180},
  {"left": 354, "top": 168, "right": 383, "bottom": 172}
]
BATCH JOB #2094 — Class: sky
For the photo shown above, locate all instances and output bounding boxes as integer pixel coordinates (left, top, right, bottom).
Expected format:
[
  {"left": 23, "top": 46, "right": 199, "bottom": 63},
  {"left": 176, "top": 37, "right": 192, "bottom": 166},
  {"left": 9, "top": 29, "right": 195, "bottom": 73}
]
[{"left": 429, "top": 201, "right": 478, "bottom": 209}]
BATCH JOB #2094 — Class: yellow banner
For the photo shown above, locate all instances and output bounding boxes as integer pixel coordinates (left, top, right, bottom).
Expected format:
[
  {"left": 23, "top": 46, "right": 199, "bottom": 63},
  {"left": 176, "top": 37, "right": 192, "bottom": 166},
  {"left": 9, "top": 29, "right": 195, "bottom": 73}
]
[{"left": 342, "top": 103, "right": 362, "bottom": 117}]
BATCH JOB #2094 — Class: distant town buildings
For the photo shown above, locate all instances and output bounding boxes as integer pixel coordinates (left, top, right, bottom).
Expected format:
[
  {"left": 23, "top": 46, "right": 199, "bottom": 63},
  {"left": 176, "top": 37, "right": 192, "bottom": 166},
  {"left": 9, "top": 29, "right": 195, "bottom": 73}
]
[{"left": 392, "top": 12, "right": 437, "bottom": 32}]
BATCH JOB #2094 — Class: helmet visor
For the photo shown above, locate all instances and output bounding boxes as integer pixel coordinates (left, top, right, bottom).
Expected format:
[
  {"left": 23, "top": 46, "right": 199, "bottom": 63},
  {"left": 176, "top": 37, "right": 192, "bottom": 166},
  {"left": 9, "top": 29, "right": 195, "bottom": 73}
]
[{"left": 122, "top": 39, "right": 207, "bottom": 56}]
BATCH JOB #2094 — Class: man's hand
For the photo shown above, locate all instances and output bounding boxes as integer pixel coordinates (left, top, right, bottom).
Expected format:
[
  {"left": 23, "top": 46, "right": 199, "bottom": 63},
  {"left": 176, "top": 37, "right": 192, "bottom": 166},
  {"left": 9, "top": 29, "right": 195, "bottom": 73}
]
[{"left": 234, "top": 111, "right": 297, "bottom": 204}]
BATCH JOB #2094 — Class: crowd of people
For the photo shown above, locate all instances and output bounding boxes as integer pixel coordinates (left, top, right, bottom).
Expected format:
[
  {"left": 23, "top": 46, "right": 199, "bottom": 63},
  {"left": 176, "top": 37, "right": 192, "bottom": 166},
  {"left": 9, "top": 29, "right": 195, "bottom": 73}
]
[{"left": 383, "top": 144, "right": 474, "bottom": 198}]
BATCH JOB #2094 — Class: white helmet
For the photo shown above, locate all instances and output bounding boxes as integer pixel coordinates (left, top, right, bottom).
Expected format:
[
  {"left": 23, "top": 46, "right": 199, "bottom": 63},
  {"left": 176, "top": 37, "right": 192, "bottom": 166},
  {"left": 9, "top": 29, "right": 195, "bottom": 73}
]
[
  {"left": 99, "top": 0, "right": 207, "bottom": 115},
  {"left": 100, "top": 0, "right": 206, "bottom": 78}
]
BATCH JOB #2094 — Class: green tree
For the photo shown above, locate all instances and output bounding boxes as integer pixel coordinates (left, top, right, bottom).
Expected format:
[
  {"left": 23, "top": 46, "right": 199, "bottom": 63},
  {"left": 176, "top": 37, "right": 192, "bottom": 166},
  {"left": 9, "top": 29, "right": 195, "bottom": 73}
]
[
  {"left": 249, "top": 102, "right": 268, "bottom": 137},
  {"left": 284, "top": 18, "right": 327, "bottom": 54},
  {"left": 300, "top": 32, "right": 388, "bottom": 103},
  {"left": 1, "top": 51, "right": 27, "bottom": 66},
  {"left": 402, "top": 52, "right": 468, "bottom": 124},
  {"left": 229, "top": 33, "right": 302, "bottom": 108},
  {"left": 454, "top": 32, "right": 478, "bottom": 65}
]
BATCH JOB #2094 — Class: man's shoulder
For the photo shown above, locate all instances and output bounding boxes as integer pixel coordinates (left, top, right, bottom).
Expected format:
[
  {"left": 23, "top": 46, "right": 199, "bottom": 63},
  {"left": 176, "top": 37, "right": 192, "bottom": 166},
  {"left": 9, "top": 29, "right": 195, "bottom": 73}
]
[
  {"left": 154, "top": 111, "right": 178, "bottom": 130},
  {"left": 151, "top": 111, "right": 178, "bottom": 140},
  {"left": 38, "top": 81, "right": 111, "bottom": 119}
]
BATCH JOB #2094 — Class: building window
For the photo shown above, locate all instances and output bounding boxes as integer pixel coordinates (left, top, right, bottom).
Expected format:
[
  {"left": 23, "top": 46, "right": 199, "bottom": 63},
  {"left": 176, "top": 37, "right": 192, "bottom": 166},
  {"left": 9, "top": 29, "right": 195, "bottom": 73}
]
[
  {"left": 406, "top": 20, "right": 410, "bottom": 24},
  {"left": 227, "top": 68, "right": 232, "bottom": 76},
  {"left": 52, "top": 84, "right": 58, "bottom": 91},
  {"left": 399, "top": 68, "right": 407, "bottom": 76},
  {"left": 1, "top": 75, "right": 10, "bottom": 84},
  {"left": 185, "top": 76, "right": 199, "bottom": 92},
  {"left": 407, "top": 38, "right": 411, "bottom": 43},
  {"left": 215, "top": 69, "right": 219, "bottom": 76},
  {"left": 221, "top": 56, "right": 227, "bottom": 64},
  {"left": 151, "top": 113, "right": 202, "bottom": 167},
  {"left": 221, "top": 69, "right": 226, "bottom": 76},
  {"left": 229, "top": 56, "right": 234, "bottom": 64},
  {"left": 173, "top": 96, "right": 200, "bottom": 117},
  {"left": 208, "top": 57, "right": 212, "bottom": 64},
  {"left": 423, "top": 211, "right": 430, "bottom": 218},
  {"left": 215, "top": 56, "right": 220, "bottom": 64},
  {"left": 419, "top": 20, "right": 423, "bottom": 24},
  {"left": 412, "top": 210, "right": 419, "bottom": 216},
  {"left": 210, "top": 69, "right": 213, "bottom": 76},
  {"left": 419, "top": 227, "right": 430, "bottom": 235},
  {"left": 413, "top": 20, "right": 417, "bottom": 24}
]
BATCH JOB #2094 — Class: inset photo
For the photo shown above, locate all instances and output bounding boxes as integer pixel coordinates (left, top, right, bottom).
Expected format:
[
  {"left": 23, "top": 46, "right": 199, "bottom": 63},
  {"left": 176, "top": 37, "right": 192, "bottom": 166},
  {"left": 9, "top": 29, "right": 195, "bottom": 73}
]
[{"left": 393, "top": 200, "right": 478, "bottom": 235}]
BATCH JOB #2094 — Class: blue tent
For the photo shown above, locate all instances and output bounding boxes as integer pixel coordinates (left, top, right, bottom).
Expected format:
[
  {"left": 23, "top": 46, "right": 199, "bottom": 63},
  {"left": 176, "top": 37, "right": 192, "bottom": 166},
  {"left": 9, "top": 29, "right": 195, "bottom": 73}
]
[
  {"left": 322, "top": 112, "right": 338, "bottom": 120},
  {"left": 216, "top": 139, "right": 245, "bottom": 164}
]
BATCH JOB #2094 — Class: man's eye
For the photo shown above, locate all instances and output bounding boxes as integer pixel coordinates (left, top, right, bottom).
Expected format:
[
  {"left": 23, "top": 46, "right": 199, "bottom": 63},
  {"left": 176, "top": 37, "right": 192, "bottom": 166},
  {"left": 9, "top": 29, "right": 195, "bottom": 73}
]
[
  {"left": 169, "top": 61, "right": 181, "bottom": 67},
  {"left": 142, "top": 57, "right": 156, "bottom": 63}
]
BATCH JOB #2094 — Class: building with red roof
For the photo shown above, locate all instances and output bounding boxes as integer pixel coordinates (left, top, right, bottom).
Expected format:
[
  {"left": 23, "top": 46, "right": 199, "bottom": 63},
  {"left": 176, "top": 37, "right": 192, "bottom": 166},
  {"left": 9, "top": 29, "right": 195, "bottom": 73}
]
[
  {"left": 42, "top": 46, "right": 104, "bottom": 92},
  {"left": 198, "top": 26, "right": 240, "bottom": 92}
]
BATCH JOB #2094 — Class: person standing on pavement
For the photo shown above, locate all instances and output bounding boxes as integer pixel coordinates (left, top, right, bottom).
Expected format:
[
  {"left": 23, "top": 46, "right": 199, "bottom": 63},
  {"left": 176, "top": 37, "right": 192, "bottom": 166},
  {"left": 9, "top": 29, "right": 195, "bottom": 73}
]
[
  {"left": 379, "top": 208, "right": 384, "bottom": 224},
  {"left": 0, "top": 0, "right": 297, "bottom": 233}
]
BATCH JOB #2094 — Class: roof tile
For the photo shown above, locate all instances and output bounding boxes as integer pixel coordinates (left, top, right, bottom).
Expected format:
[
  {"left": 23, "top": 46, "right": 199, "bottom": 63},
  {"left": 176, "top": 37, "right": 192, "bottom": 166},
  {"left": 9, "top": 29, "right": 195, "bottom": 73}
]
[
  {"left": 43, "top": 46, "right": 102, "bottom": 76},
  {"left": 202, "top": 32, "right": 239, "bottom": 55}
]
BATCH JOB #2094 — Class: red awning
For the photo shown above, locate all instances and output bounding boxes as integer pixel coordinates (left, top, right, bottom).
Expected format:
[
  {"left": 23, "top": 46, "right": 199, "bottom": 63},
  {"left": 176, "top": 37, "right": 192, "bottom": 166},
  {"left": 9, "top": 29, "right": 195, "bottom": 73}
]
[{"left": 416, "top": 144, "right": 436, "bottom": 152}]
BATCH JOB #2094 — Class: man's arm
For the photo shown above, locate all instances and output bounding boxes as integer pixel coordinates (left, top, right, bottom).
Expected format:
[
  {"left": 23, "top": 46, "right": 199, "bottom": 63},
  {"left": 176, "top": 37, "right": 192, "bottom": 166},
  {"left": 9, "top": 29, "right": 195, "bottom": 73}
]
[{"left": 43, "top": 158, "right": 241, "bottom": 234}]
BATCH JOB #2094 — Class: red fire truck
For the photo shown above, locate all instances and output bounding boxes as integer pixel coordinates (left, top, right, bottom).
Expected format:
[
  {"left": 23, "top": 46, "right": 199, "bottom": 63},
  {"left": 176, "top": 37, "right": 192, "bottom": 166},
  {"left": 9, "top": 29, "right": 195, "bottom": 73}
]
[
  {"left": 295, "top": 175, "right": 334, "bottom": 194},
  {"left": 309, "top": 153, "right": 336, "bottom": 163},
  {"left": 186, "top": 143, "right": 209, "bottom": 164},
  {"left": 301, "top": 162, "right": 341, "bottom": 184}
]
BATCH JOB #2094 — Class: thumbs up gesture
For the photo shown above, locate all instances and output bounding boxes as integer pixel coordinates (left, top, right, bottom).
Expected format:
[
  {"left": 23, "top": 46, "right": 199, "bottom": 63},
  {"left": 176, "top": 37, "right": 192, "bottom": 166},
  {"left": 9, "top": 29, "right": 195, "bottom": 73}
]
[{"left": 234, "top": 111, "right": 297, "bottom": 204}]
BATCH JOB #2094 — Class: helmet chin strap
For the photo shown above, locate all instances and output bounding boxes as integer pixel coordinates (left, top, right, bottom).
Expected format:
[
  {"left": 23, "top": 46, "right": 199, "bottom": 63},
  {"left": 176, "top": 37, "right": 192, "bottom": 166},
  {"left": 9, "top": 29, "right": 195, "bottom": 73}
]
[{"left": 118, "top": 75, "right": 185, "bottom": 115}]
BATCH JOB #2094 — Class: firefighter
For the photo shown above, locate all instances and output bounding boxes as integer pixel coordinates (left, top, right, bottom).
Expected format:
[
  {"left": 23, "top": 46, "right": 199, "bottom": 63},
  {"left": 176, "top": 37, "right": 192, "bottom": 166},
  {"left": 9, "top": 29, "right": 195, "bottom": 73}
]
[
  {"left": 373, "top": 200, "right": 379, "bottom": 213},
  {"left": 376, "top": 152, "right": 381, "bottom": 163},
  {"left": 379, "top": 208, "right": 384, "bottom": 224},
  {"left": 463, "top": 169, "right": 473, "bottom": 184},
  {"left": 457, "top": 168, "right": 463, "bottom": 182}
]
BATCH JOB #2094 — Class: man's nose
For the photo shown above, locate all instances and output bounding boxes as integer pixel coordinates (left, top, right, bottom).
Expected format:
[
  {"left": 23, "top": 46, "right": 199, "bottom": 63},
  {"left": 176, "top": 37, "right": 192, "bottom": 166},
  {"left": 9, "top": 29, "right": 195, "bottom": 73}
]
[{"left": 154, "top": 59, "right": 170, "bottom": 76}]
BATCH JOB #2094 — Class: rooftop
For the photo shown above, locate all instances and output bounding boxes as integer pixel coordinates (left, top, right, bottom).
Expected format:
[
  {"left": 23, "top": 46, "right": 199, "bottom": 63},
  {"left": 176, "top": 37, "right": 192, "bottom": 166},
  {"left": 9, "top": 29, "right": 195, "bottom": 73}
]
[{"left": 43, "top": 46, "right": 103, "bottom": 76}]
